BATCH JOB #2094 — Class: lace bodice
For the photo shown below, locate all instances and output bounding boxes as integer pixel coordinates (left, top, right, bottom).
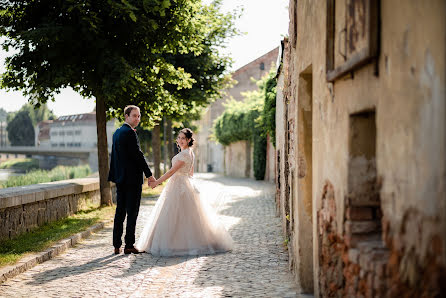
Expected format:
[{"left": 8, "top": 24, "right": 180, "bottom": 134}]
[{"left": 172, "top": 149, "right": 194, "bottom": 176}]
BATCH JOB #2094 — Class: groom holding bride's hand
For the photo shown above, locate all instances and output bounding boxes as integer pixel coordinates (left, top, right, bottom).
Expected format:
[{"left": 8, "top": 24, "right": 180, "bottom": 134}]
[{"left": 108, "top": 105, "right": 156, "bottom": 255}]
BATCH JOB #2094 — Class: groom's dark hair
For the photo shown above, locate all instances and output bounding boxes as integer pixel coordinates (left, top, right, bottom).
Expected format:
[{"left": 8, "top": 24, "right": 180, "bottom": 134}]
[{"left": 124, "top": 105, "right": 139, "bottom": 117}]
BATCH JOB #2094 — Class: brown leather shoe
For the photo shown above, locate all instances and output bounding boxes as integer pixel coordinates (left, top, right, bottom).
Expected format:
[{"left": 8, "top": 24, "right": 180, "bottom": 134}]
[
  {"left": 124, "top": 247, "right": 140, "bottom": 254},
  {"left": 114, "top": 247, "right": 121, "bottom": 255}
]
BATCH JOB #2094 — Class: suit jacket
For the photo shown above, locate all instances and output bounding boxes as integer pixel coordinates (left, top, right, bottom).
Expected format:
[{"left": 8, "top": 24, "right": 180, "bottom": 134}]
[{"left": 108, "top": 123, "right": 152, "bottom": 185}]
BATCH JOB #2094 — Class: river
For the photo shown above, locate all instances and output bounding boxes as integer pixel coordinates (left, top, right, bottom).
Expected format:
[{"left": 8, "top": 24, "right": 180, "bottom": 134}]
[{"left": 0, "top": 169, "right": 22, "bottom": 181}]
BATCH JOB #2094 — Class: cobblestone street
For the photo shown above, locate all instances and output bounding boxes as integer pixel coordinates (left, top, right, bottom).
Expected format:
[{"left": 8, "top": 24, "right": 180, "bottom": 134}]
[{"left": 0, "top": 174, "right": 307, "bottom": 297}]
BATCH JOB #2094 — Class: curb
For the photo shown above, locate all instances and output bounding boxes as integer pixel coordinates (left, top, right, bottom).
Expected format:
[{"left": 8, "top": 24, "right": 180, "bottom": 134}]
[{"left": 0, "top": 220, "right": 111, "bottom": 284}]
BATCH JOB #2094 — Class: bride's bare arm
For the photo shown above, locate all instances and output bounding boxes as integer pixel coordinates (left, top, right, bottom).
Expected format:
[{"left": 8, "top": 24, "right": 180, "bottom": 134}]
[
  {"left": 154, "top": 161, "right": 185, "bottom": 186},
  {"left": 189, "top": 165, "right": 194, "bottom": 177},
  {"left": 189, "top": 151, "right": 194, "bottom": 177}
]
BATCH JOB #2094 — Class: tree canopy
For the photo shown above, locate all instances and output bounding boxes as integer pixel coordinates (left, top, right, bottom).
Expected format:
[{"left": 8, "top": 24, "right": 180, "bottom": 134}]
[
  {"left": 7, "top": 110, "right": 34, "bottom": 146},
  {"left": 7, "top": 103, "right": 55, "bottom": 126},
  {"left": 0, "top": 0, "right": 238, "bottom": 204},
  {"left": 0, "top": 0, "right": 237, "bottom": 125},
  {"left": 5, "top": 103, "right": 54, "bottom": 146}
]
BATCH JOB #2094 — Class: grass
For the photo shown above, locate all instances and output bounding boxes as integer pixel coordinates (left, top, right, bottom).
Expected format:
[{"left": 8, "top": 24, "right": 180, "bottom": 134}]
[
  {"left": 0, "top": 205, "right": 115, "bottom": 268},
  {"left": 0, "top": 165, "right": 91, "bottom": 188},
  {"left": 0, "top": 158, "right": 39, "bottom": 171}
]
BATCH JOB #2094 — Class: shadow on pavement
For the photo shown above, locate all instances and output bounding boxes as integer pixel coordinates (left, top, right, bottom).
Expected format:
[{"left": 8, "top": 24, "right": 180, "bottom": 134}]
[
  {"left": 26, "top": 254, "right": 124, "bottom": 285},
  {"left": 190, "top": 174, "right": 300, "bottom": 296}
]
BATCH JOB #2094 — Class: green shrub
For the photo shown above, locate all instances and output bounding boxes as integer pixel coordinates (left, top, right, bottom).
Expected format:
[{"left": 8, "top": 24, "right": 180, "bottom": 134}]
[
  {"left": 213, "top": 90, "right": 263, "bottom": 146},
  {"left": 213, "top": 68, "right": 277, "bottom": 180},
  {"left": 0, "top": 158, "right": 39, "bottom": 171},
  {"left": 0, "top": 165, "right": 91, "bottom": 188},
  {"left": 213, "top": 86, "right": 267, "bottom": 180}
]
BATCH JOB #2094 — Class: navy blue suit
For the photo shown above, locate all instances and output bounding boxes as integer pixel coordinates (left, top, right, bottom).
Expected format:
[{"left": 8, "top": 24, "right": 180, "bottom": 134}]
[{"left": 108, "top": 123, "right": 152, "bottom": 249}]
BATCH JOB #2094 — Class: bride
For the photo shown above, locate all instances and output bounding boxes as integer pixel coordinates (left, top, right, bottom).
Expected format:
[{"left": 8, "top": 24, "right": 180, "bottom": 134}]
[{"left": 136, "top": 128, "right": 233, "bottom": 256}]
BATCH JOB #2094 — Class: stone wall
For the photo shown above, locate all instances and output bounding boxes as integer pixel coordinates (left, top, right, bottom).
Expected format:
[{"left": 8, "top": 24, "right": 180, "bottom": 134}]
[
  {"left": 264, "top": 136, "right": 275, "bottom": 183},
  {"left": 224, "top": 141, "right": 253, "bottom": 179},
  {"left": 0, "top": 178, "right": 114, "bottom": 241},
  {"left": 276, "top": 0, "right": 446, "bottom": 296}
]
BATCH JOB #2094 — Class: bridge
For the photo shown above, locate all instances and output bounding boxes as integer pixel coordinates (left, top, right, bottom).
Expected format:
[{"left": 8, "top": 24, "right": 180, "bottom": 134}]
[{"left": 0, "top": 146, "right": 103, "bottom": 171}]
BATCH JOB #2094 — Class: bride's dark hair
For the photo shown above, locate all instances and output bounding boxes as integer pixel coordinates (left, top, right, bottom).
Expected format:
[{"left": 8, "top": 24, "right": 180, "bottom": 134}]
[{"left": 180, "top": 128, "right": 194, "bottom": 147}]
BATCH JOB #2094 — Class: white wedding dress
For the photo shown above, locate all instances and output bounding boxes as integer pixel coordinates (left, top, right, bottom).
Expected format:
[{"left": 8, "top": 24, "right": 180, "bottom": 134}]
[{"left": 136, "top": 148, "right": 233, "bottom": 256}]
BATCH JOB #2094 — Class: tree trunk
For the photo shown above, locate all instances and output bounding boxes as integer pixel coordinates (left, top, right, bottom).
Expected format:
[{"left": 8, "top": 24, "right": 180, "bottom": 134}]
[
  {"left": 167, "top": 118, "right": 174, "bottom": 165},
  {"left": 152, "top": 124, "right": 161, "bottom": 178},
  {"left": 95, "top": 95, "right": 112, "bottom": 206}
]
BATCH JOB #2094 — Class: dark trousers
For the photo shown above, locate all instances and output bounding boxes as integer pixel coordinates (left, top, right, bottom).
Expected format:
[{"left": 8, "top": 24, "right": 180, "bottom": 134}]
[{"left": 113, "top": 183, "right": 142, "bottom": 249}]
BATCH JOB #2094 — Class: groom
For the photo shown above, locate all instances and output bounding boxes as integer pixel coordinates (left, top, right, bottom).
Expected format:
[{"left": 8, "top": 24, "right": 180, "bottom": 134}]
[{"left": 108, "top": 105, "right": 155, "bottom": 255}]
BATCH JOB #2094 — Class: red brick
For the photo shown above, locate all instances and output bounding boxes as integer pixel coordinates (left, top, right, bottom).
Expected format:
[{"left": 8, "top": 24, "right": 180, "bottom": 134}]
[{"left": 346, "top": 207, "right": 374, "bottom": 220}]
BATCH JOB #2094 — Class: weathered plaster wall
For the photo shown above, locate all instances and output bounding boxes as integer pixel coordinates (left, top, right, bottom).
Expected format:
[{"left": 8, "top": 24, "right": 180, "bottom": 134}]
[
  {"left": 264, "top": 136, "right": 275, "bottom": 183},
  {"left": 275, "top": 63, "right": 288, "bottom": 231},
  {"left": 279, "top": 0, "right": 446, "bottom": 296},
  {"left": 224, "top": 140, "right": 253, "bottom": 179}
]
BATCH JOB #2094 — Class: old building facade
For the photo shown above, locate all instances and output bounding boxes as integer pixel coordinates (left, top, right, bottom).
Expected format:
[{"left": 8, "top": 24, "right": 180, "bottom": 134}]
[
  {"left": 33, "top": 112, "right": 115, "bottom": 171},
  {"left": 195, "top": 48, "right": 279, "bottom": 175},
  {"left": 45, "top": 112, "right": 115, "bottom": 150},
  {"left": 276, "top": 1, "right": 445, "bottom": 296}
]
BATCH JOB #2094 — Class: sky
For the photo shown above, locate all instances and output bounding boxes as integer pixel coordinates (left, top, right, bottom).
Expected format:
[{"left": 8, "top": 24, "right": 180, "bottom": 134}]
[{"left": 0, "top": 0, "right": 289, "bottom": 117}]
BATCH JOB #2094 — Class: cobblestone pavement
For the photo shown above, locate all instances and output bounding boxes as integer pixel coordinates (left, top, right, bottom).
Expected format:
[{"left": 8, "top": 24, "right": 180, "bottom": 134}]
[{"left": 0, "top": 174, "right": 310, "bottom": 297}]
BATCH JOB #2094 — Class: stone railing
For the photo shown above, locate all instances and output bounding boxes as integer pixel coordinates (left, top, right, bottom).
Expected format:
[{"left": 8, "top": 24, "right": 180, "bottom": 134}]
[{"left": 0, "top": 178, "right": 116, "bottom": 242}]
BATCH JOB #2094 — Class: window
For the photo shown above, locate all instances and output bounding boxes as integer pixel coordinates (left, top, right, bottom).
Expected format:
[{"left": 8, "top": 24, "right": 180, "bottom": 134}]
[
  {"left": 59, "top": 131, "right": 65, "bottom": 136},
  {"left": 260, "top": 62, "right": 265, "bottom": 70},
  {"left": 75, "top": 130, "right": 81, "bottom": 135},
  {"left": 59, "top": 143, "right": 65, "bottom": 147},
  {"left": 66, "top": 131, "right": 73, "bottom": 136},
  {"left": 326, "top": 0, "right": 379, "bottom": 81}
]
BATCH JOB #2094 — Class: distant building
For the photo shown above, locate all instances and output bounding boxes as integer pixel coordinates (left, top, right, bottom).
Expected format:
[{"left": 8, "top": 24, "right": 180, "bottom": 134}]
[
  {"left": 36, "top": 112, "right": 115, "bottom": 151},
  {"left": 32, "top": 112, "right": 115, "bottom": 171},
  {"left": 195, "top": 47, "right": 279, "bottom": 173},
  {"left": 0, "top": 121, "right": 9, "bottom": 147},
  {"left": 34, "top": 120, "right": 52, "bottom": 148}
]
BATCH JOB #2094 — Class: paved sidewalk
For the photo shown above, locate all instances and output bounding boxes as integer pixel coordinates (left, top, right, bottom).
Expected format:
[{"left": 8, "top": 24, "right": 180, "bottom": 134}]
[{"left": 0, "top": 174, "right": 306, "bottom": 297}]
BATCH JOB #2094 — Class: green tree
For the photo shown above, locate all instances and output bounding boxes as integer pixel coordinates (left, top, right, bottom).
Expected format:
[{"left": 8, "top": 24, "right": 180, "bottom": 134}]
[
  {"left": 126, "top": 1, "right": 237, "bottom": 175},
  {"left": 6, "top": 110, "right": 35, "bottom": 146},
  {"left": 21, "top": 103, "right": 55, "bottom": 126},
  {"left": 12, "top": 103, "right": 55, "bottom": 126},
  {"left": 0, "top": 0, "right": 236, "bottom": 205}
]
